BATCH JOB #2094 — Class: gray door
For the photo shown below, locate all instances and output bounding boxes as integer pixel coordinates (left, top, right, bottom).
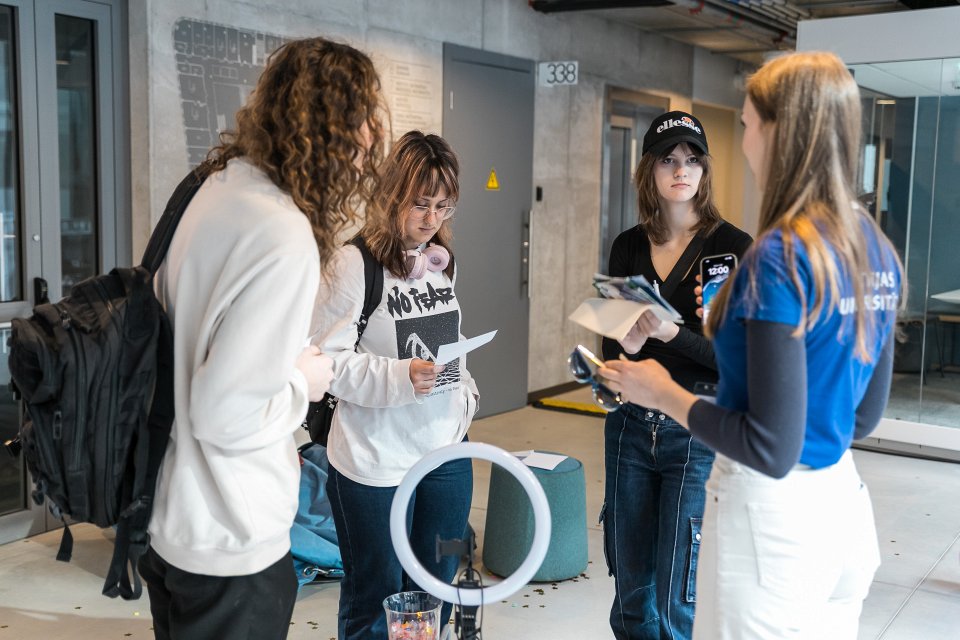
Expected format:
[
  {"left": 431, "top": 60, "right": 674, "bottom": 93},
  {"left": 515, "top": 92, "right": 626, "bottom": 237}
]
[{"left": 443, "top": 44, "right": 534, "bottom": 418}]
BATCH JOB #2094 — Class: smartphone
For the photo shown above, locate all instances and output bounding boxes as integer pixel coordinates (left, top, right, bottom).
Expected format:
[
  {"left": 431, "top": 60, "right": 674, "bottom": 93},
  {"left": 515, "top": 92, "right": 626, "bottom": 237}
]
[
  {"left": 700, "top": 253, "right": 737, "bottom": 321},
  {"left": 575, "top": 344, "right": 604, "bottom": 370}
]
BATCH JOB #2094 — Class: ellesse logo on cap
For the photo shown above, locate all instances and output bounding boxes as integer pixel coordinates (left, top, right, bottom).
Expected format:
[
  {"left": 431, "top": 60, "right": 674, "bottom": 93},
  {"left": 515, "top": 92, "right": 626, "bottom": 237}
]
[{"left": 656, "top": 117, "right": 702, "bottom": 135}]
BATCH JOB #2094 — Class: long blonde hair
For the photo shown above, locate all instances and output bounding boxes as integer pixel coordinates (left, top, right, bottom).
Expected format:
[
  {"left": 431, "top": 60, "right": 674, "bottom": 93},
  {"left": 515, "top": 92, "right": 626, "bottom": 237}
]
[
  {"left": 362, "top": 131, "right": 459, "bottom": 279},
  {"left": 707, "top": 51, "right": 902, "bottom": 360},
  {"left": 201, "top": 37, "right": 385, "bottom": 272}
]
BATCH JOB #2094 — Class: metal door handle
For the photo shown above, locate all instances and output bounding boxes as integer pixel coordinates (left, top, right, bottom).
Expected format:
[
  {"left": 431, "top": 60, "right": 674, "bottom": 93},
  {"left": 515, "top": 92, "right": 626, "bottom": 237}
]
[
  {"left": 521, "top": 209, "right": 532, "bottom": 299},
  {"left": 34, "top": 277, "right": 49, "bottom": 305}
]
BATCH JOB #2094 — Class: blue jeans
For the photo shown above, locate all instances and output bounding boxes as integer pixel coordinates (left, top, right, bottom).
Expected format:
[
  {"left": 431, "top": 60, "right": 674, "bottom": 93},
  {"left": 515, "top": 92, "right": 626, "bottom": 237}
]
[
  {"left": 602, "top": 403, "right": 715, "bottom": 640},
  {"left": 327, "top": 457, "right": 473, "bottom": 640}
]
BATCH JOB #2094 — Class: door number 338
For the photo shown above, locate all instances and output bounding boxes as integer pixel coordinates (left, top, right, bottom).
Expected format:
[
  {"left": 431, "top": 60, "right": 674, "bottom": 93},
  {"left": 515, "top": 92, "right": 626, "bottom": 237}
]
[{"left": 539, "top": 61, "right": 578, "bottom": 87}]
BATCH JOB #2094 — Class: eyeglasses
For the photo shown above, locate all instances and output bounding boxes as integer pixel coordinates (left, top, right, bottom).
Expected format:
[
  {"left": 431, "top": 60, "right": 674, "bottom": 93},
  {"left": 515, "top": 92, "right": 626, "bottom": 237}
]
[
  {"left": 568, "top": 345, "right": 622, "bottom": 412},
  {"left": 409, "top": 204, "right": 456, "bottom": 221}
]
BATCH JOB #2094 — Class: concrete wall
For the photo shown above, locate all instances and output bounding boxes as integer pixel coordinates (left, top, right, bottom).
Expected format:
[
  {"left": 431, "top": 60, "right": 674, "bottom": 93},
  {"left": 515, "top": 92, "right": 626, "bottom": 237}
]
[{"left": 129, "top": 0, "right": 746, "bottom": 393}]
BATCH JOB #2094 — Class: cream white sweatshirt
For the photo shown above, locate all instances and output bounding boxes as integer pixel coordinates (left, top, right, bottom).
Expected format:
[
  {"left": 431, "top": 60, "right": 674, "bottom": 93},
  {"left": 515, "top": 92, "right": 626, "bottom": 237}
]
[
  {"left": 148, "top": 159, "right": 320, "bottom": 576},
  {"left": 312, "top": 244, "right": 479, "bottom": 487}
]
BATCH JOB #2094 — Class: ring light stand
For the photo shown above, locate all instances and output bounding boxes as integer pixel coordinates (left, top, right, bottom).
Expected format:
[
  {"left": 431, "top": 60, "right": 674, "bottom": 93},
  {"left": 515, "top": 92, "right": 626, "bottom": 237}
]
[{"left": 389, "top": 442, "right": 552, "bottom": 639}]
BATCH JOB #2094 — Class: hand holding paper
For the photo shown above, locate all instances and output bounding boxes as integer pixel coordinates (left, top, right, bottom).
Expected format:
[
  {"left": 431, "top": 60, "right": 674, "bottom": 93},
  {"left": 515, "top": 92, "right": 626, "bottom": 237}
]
[
  {"left": 570, "top": 273, "right": 683, "bottom": 341},
  {"left": 569, "top": 299, "right": 679, "bottom": 342}
]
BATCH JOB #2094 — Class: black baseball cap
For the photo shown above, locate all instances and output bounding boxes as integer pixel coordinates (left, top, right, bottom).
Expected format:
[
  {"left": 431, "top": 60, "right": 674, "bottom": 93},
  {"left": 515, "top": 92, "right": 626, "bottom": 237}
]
[{"left": 642, "top": 111, "right": 709, "bottom": 156}]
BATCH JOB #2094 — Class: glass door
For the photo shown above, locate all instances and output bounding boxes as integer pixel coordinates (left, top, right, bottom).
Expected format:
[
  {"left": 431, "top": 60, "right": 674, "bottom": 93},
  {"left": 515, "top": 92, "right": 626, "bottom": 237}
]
[
  {"left": 0, "top": 0, "right": 45, "bottom": 544},
  {"left": 851, "top": 57, "right": 960, "bottom": 459},
  {"left": 0, "top": 0, "right": 124, "bottom": 544}
]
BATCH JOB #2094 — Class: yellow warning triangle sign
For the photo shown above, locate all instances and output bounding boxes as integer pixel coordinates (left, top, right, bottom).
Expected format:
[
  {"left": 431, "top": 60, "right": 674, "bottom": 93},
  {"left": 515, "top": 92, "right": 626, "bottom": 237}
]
[{"left": 485, "top": 167, "right": 500, "bottom": 191}]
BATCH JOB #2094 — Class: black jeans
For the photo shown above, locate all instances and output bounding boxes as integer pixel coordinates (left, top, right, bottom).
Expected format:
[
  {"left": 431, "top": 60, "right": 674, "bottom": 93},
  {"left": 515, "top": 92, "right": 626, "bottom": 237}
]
[{"left": 139, "top": 547, "right": 298, "bottom": 640}]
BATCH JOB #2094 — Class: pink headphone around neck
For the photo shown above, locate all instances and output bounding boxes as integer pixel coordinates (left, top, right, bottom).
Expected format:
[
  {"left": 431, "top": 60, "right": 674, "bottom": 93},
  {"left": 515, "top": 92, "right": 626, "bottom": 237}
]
[{"left": 405, "top": 244, "right": 450, "bottom": 279}]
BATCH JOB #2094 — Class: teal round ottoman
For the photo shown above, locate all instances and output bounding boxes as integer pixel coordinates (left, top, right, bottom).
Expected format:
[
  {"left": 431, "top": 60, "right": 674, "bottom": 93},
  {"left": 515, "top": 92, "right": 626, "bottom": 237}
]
[{"left": 481, "top": 452, "right": 587, "bottom": 582}]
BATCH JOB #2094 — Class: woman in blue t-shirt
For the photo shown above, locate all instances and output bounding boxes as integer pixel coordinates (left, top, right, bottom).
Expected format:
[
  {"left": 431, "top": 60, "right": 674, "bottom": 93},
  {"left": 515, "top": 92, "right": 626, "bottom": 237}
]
[{"left": 600, "top": 51, "right": 903, "bottom": 640}]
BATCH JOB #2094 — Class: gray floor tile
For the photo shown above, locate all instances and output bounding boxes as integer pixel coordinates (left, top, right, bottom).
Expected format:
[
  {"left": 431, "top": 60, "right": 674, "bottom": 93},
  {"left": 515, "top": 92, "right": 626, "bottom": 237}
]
[
  {"left": 874, "top": 589, "right": 960, "bottom": 640},
  {"left": 858, "top": 581, "right": 913, "bottom": 640},
  {"left": 854, "top": 451, "right": 960, "bottom": 590},
  {"left": 918, "top": 535, "right": 960, "bottom": 598}
]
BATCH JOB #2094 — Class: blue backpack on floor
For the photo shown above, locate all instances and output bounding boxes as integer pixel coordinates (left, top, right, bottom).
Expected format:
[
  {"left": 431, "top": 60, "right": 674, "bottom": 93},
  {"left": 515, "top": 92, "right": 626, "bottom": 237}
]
[{"left": 291, "top": 443, "right": 343, "bottom": 586}]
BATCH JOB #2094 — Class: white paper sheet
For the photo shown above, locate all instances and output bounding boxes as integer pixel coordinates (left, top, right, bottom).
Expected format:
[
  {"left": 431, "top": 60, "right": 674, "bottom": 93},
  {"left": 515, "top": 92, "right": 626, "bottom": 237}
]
[
  {"left": 569, "top": 298, "right": 679, "bottom": 341},
  {"left": 931, "top": 288, "right": 960, "bottom": 304},
  {"left": 522, "top": 452, "right": 568, "bottom": 471},
  {"left": 435, "top": 330, "right": 497, "bottom": 365}
]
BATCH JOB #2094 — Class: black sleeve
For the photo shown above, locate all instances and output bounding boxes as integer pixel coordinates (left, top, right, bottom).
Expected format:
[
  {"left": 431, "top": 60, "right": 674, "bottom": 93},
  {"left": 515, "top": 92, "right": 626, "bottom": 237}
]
[
  {"left": 687, "top": 320, "right": 807, "bottom": 479},
  {"left": 733, "top": 230, "right": 753, "bottom": 259},
  {"left": 664, "top": 326, "right": 716, "bottom": 370},
  {"left": 853, "top": 331, "right": 895, "bottom": 440}
]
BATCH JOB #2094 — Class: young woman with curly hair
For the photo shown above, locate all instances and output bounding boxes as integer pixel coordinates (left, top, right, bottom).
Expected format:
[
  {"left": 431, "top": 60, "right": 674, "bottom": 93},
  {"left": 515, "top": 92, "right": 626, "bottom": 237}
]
[
  {"left": 601, "top": 52, "right": 903, "bottom": 639},
  {"left": 312, "top": 130, "right": 478, "bottom": 640},
  {"left": 138, "top": 38, "right": 385, "bottom": 640}
]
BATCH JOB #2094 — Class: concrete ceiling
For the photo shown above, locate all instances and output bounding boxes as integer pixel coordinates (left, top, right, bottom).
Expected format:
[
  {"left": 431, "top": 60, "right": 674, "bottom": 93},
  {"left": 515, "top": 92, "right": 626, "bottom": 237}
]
[{"left": 530, "top": 0, "right": 960, "bottom": 66}]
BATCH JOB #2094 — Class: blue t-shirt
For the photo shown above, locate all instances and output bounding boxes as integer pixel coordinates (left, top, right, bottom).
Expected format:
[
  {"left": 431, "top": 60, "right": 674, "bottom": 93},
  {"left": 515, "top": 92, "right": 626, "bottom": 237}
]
[{"left": 712, "top": 224, "right": 900, "bottom": 468}]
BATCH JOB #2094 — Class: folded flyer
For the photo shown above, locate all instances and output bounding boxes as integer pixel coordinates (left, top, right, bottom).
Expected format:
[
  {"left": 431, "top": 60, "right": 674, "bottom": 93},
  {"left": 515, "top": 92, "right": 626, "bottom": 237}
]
[
  {"left": 569, "top": 273, "right": 683, "bottom": 341},
  {"left": 592, "top": 273, "right": 681, "bottom": 317}
]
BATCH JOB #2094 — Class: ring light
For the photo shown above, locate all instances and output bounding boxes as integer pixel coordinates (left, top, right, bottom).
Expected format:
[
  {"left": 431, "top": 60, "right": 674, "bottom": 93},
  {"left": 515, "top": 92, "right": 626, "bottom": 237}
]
[{"left": 389, "top": 442, "right": 551, "bottom": 606}]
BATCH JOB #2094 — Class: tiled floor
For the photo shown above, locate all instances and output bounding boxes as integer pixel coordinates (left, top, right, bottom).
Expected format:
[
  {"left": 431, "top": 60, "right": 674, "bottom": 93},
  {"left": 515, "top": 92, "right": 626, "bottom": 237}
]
[{"left": 0, "top": 391, "right": 958, "bottom": 639}]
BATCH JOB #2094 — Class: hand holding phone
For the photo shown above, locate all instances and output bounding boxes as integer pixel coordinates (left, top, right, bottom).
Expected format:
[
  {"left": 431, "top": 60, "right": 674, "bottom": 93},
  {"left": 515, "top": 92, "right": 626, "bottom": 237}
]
[{"left": 699, "top": 253, "right": 737, "bottom": 321}]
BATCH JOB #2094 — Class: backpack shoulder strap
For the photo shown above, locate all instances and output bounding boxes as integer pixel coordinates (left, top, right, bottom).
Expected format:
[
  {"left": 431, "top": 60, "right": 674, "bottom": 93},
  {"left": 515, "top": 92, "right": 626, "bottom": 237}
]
[
  {"left": 141, "top": 169, "right": 207, "bottom": 275},
  {"left": 102, "top": 308, "right": 175, "bottom": 600},
  {"left": 348, "top": 236, "right": 384, "bottom": 346}
]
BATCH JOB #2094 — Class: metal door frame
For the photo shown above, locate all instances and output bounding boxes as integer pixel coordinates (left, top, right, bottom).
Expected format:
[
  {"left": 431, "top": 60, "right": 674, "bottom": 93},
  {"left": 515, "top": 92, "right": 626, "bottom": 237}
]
[{"left": 0, "top": 0, "right": 129, "bottom": 544}]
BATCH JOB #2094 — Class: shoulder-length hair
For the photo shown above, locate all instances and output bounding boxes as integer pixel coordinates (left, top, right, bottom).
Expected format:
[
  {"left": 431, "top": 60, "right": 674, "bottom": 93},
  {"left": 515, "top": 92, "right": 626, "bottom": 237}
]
[
  {"left": 634, "top": 143, "right": 722, "bottom": 245},
  {"left": 199, "top": 37, "right": 385, "bottom": 273},
  {"left": 706, "top": 51, "right": 903, "bottom": 361},
  {"left": 362, "top": 131, "right": 459, "bottom": 279}
]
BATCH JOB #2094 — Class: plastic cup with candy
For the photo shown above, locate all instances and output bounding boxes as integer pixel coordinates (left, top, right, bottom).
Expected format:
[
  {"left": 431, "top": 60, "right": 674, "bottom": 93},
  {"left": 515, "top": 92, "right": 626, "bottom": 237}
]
[{"left": 383, "top": 591, "right": 443, "bottom": 640}]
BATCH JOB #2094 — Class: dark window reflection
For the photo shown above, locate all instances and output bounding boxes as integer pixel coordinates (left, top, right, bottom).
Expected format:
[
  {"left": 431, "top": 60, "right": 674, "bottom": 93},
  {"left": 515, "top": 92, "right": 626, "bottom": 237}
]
[
  {"left": 55, "top": 15, "right": 98, "bottom": 296},
  {"left": 0, "top": 7, "right": 23, "bottom": 302}
]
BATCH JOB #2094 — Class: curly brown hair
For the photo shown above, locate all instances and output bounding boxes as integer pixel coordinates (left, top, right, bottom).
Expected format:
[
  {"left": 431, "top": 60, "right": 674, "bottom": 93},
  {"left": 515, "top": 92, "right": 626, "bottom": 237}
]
[
  {"left": 362, "top": 131, "right": 459, "bottom": 280},
  {"left": 200, "top": 37, "right": 385, "bottom": 271},
  {"left": 634, "top": 143, "right": 722, "bottom": 245}
]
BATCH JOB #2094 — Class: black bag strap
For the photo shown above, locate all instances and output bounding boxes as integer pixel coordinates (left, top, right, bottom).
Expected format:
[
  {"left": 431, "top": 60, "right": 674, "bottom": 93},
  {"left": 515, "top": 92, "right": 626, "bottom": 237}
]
[
  {"left": 141, "top": 169, "right": 207, "bottom": 275},
  {"left": 304, "top": 237, "right": 383, "bottom": 446},
  {"left": 102, "top": 309, "right": 175, "bottom": 600},
  {"left": 348, "top": 236, "right": 383, "bottom": 347},
  {"left": 658, "top": 228, "right": 708, "bottom": 302}
]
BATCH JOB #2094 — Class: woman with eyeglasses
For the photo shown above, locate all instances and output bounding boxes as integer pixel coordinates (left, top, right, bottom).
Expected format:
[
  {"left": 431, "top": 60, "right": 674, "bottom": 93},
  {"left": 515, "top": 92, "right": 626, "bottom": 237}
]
[
  {"left": 598, "top": 111, "right": 752, "bottom": 640},
  {"left": 311, "top": 130, "right": 477, "bottom": 640},
  {"left": 600, "top": 52, "right": 902, "bottom": 639}
]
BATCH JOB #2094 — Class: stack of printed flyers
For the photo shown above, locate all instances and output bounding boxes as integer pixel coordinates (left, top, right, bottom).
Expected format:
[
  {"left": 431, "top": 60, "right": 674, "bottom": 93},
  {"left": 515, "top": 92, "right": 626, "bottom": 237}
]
[{"left": 569, "top": 274, "right": 683, "bottom": 340}]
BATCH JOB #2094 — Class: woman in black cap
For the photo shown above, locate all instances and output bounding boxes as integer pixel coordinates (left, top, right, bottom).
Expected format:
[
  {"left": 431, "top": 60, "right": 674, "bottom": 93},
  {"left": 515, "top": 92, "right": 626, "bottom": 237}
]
[{"left": 599, "top": 111, "right": 751, "bottom": 640}]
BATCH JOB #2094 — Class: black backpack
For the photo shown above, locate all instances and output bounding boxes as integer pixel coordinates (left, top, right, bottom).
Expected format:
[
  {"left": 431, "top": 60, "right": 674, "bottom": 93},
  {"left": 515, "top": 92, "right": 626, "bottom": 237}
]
[
  {"left": 304, "top": 236, "right": 383, "bottom": 446},
  {"left": 7, "top": 170, "right": 205, "bottom": 600}
]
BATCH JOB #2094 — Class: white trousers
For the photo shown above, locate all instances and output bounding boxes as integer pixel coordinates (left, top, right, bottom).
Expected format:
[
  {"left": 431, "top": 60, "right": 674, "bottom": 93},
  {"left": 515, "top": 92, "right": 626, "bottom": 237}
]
[{"left": 692, "top": 450, "right": 881, "bottom": 640}]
